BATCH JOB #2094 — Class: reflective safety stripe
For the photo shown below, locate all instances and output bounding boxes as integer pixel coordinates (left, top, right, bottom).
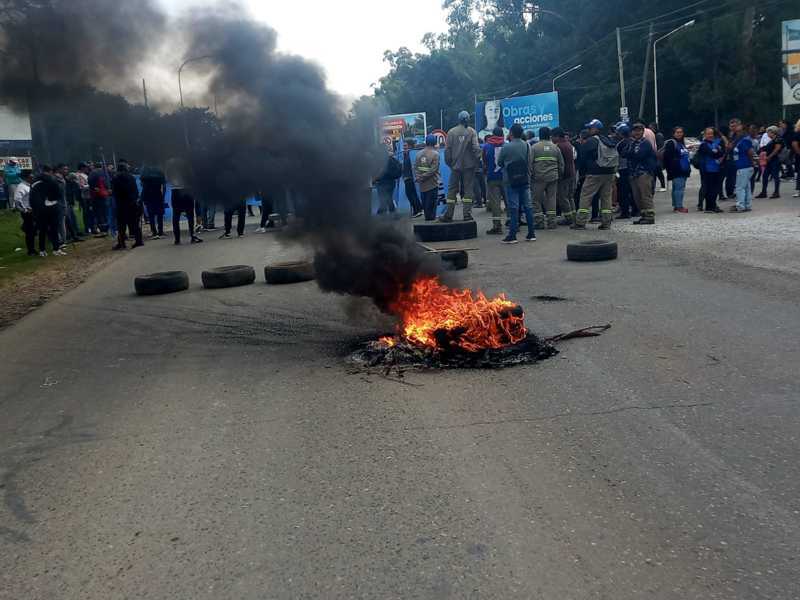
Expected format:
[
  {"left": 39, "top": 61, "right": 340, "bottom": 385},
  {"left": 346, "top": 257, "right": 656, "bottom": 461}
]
[
  {"left": 600, "top": 209, "right": 613, "bottom": 213},
  {"left": 577, "top": 208, "right": 590, "bottom": 213},
  {"left": 462, "top": 198, "right": 473, "bottom": 204},
  {"left": 534, "top": 156, "right": 558, "bottom": 161},
  {"left": 446, "top": 200, "right": 456, "bottom": 205},
  {"left": 546, "top": 211, "right": 557, "bottom": 215}
]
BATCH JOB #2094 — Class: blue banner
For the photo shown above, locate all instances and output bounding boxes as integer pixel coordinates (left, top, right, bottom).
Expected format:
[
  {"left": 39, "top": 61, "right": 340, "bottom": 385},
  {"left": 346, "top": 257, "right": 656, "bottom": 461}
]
[{"left": 475, "top": 91, "right": 559, "bottom": 139}]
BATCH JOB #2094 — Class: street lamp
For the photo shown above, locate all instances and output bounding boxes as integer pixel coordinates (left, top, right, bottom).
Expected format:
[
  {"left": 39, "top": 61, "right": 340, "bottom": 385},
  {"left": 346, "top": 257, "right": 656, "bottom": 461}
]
[
  {"left": 653, "top": 20, "right": 695, "bottom": 127},
  {"left": 552, "top": 64, "right": 582, "bottom": 92},
  {"left": 177, "top": 54, "right": 214, "bottom": 149}
]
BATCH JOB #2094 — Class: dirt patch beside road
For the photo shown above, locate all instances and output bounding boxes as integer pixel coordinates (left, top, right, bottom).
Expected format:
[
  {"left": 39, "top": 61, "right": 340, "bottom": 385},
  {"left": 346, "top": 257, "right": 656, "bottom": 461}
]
[{"left": 0, "top": 237, "right": 122, "bottom": 330}]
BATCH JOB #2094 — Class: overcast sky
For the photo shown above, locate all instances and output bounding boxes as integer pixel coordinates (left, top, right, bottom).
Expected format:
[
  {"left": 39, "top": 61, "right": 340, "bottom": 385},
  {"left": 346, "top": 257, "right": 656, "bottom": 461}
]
[{"left": 161, "top": 0, "right": 448, "bottom": 99}]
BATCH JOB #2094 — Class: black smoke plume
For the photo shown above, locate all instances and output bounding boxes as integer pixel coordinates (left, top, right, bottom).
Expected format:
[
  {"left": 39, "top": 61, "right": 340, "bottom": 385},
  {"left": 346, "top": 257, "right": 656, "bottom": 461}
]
[{"left": 0, "top": 1, "right": 444, "bottom": 313}]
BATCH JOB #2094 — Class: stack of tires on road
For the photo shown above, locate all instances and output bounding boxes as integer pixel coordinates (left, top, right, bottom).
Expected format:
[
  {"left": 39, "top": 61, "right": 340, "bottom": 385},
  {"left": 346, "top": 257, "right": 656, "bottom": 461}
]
[{"left": 134, "top": 260, "right": 315, "bottom": 296}]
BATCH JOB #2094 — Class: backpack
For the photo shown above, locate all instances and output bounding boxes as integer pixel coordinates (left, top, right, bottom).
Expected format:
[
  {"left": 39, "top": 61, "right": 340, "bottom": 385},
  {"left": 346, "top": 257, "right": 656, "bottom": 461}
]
[
  {"left": 385, "top": 155, "right": 402, "bottom": 180},
  {"left": 505, "top": 143, "right": 530, "bottom": 188},
  {"left": 690, "top": 148, "right": 702, "bottom": 170},
  {"left": 595, "top": 136, "right": 619, "bottom": 169}
]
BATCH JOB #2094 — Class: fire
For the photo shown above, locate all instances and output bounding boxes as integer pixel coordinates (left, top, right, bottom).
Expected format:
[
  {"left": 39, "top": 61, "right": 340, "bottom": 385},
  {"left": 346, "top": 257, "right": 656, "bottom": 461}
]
[{"left": 386, "top": 276, "right": 527, "bottom": 352}]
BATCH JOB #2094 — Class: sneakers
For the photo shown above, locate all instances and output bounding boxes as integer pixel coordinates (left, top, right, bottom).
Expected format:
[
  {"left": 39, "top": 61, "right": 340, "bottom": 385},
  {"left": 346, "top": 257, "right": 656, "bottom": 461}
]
[
  {"left": 486, "top": 227, "right": 503, "bottom": 235},
  {"left": 525, "top": 233, "right": 537, "bottom": 242},
  {"left": 219, "top": 232, "right": 232, "bottom": 239},
  {"left": 53, "top": 248, "right": 68, "bottom": 256},
  {"left": 658, "top": 187, "right": 667, "bottom": 192},
  {"left": 190, "top": 236, "right": 204, "bottom": 244},
  {"left": 412, "top": 211, "right": 424, "bottom": 218},
  {"left": 633, "top": 217, "right": 655, "bottom": 225},
  {"left": 792, "top": 192, "right": 800, "bottom": 198},
  {"left": 132, "top": 242, "right": 144, "bottom": 248},
  {"left": 755, "top": 193, "right": 767, "bottom": 199},
  {"left": 202, "top": 226, "right": 218, "bottom": 232},
  {"left": 39, "top": 250, "right": 47, "bottom": 257},
  {"left": 255, "top": 227, "right": 266, "bottom": 233},
  {"left": 151, "top": 234, "right": 161, "bottom": 240},
  {"left": 728, "top": 206, "right": 742, "bottom": 212},
  {"left": 501, "top": 235, "right": 518, "bottom": 244},
  {"left": 674, "top": 207, "right": 688, "bottom": 213},
  {"left": 769, "top": 194, "right": 780, "bottom": 199}
]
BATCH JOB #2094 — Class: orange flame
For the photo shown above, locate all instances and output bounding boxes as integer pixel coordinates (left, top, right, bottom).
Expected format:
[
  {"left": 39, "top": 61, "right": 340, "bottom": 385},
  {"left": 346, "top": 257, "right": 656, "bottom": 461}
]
[{"left": 387, "top": 276, "right": 527, "bottom": 352}]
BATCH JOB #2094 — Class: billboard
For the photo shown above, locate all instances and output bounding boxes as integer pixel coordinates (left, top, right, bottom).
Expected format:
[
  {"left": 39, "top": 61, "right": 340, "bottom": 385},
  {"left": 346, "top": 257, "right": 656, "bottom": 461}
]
[
  {"left": 379, "top": 112, "right": 427, "bottom": 149},
  {"left": 475, "top": 91, "right": 559, "bottom": 139},
  {"left": 782, "top": 19, "right": 800, "bottom": 106}
]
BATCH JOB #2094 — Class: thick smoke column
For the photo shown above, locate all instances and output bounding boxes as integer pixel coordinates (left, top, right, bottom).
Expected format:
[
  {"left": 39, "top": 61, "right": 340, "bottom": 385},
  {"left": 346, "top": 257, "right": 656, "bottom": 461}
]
[
  {"left": 0, "top": 1, "right": 443, "bottom": 312},
  {"left": 180, "top": 5, "right": 443, "bottom": 312},
  {"left": 0, "top": 0, "right": 165, "bottom": 108}
]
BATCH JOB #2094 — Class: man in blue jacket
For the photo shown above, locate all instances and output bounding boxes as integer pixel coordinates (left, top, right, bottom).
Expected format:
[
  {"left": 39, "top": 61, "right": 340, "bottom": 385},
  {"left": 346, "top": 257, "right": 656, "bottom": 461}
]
[
  {"left": 622, "top": 123, "right": 658, "bottom": 225},
  {"left": 481, "top": 127, "right": 506, "bottom": 234}
]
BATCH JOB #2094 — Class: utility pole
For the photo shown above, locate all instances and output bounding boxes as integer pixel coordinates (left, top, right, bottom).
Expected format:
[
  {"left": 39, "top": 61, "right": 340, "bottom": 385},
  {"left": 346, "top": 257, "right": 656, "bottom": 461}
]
[
  {"left": 142, "top": 79, "right": 149, "bottom": 109},
  {"left": 616, "top": 28, "right": 627, "bottom": 117},
  {"left": 638, "top": 23, "right": 654, "bottom": 120}
]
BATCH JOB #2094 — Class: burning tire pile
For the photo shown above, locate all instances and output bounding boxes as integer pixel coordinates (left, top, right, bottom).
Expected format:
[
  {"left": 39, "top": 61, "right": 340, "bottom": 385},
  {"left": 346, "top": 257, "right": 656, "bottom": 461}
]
[{"left": 350, "top": 276, "right": 558, "bottom": 369}]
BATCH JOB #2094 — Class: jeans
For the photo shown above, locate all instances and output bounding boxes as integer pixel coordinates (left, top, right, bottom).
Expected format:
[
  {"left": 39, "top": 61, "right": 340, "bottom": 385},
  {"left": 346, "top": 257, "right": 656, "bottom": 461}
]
[
  {"left": 107, "top": 197, "right": 117, "bottom": 237},
  {"left": 760, "top": 161, "right": 780, "bottom": 196},
  {"left": 504, "top": 184, "right": 534, "bottom": 238},
  {"left": 670, "top": 177, "right": 687, "bottom": 209},
  {"left": 148, "top": 212, "right": 164, "bottom": 236},
  {"left": 735, "top": 167, "right": 754, "bottom": 210},
  {"left": 65, "top": 204, "right": 81, "bottom": 240},
  {"left": 91, "top": 196, "right": 108, "bottom": 231},
  {"left": 376, "top": 182, "right": 396, "bottom": 214}
]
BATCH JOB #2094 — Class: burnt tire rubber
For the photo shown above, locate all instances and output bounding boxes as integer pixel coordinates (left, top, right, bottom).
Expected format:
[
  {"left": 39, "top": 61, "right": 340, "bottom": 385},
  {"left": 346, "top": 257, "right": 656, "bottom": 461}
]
[
  {"left": 134, "top": 271, "right": 190, "bottom": 296},
  {"left": 201, "top": 265, "right": 256, "bottom": 289},
  {"left": 414, "top": 220, "right": 477, "bottom": 242},
  {"left": 566, "top": 240, "right": 618, "bottom": 262},
  {"left": 440, "top": 250, "right": 469, "bottom": 270},
  {"left": 264, "top": 260, "right": 315, "bottom": 285}
]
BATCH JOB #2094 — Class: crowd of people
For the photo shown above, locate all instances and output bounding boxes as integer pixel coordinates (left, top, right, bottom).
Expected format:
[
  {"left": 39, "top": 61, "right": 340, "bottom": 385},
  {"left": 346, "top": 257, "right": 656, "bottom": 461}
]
[
  {"left": 3, "top": 114, "right": 800, "bottom": 256},
  {"left": 376, "top": 112, "right": 800, "bottom": 244},
  {"left": 2, "top": 158, "right": 284, "bottom": 258}
]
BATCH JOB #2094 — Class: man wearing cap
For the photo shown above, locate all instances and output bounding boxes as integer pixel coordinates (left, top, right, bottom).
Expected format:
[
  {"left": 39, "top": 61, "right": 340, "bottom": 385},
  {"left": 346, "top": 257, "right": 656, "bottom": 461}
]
[
  {"left": 441, "top": 110, "right": 481, "bottom": 222},
  {"left": 4, "top": 158, "right": 22, "bottom": 210},
  {"left": 414, "top": 135, "right": 441, "bottom": 221},
  {"left": 573, "top": 119, "right": 618, "bottom": 230},
  {"left": 551, "top": 128, "right": 577, "bottom": 226}
]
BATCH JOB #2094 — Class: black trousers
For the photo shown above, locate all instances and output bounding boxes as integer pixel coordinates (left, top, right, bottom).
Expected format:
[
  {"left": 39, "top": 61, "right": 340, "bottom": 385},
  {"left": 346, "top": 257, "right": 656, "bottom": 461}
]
[
  {"left": 36, "top": 205, "right": 60, "bottom": 252},
  {"left": 260, "top": 195, "right": 274, "bottom": 227},
  {"left": 421, "top": 189, "right": 438, "bottom": 221},
  {"left": 701, "top": 171, "right": 721, "bottom": 211},
  {"left": 655, "top": 167, "right": 666, "bottom": 189},
  {"left": 20, "top": 211, "right": 36, "bottom": 254},
  {"left": 403, "top": 178, "right": 422, "bottom": 214},
  {"left": 617, "top": 170, "right": 634, "bottom": 217},
  {"left": 116, "top": 201, "right": 143, "bottom": 246},
  {"left": 224, "top": 202, "right": 246, "bottom": 235},
  {"left": 724, "top": 163, "right": 737, "bottom": 198},
  {"left": 172, "top": 203, "right": 195, "bottom": 243},
  {"left": 760, "top": 161, "right": 780, "bottom": 196}
]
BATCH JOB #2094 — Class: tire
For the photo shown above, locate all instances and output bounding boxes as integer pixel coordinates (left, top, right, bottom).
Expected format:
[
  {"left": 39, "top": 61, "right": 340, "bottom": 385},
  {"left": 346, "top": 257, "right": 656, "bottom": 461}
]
[
  {"left": 439, "top": 250, "right": 468, "bottom": 270},
  {"left": 414, "top": 220, "right": 477, "bottom": 242},
  {"left": 134, "top": 271, "right": 190, "bottom": 296},
  {"left": 201, "top": 265, "right": 256, "bottom": 289},
  {"left": 264, "top": 260, "right": 315, "bottom": 285},
  {"left": 566, "top": 240, "right": 618, "bottom": 262}
]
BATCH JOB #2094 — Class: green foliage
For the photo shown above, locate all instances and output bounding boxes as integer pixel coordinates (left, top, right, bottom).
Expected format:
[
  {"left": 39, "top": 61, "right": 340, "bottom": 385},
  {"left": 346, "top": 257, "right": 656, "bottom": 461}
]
[{"left": 375, "top": 0, "right": 799, "bottom": 133}]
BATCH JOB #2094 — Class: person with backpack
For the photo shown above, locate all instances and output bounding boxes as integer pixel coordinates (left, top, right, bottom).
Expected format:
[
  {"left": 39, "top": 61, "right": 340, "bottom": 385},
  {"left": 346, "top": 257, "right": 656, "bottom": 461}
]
[
  {"left": 573, "top": 119, "right": 617, "bottom": 230},
  {"left": 661, "top": 126, "right": 691, "bottom": 213},
  {"left": 481, "top": 127, "right": 506, "bottom": 234},
  {"left": 695, "top": 127, "right": 724, "bottom": 214},
  {"left": 497, "top": 123, "right": 535, "bottom": 243},
  {"left": 414, "top": 135, "right": 441, "bottom": 222},
  {"left": 440, "top": 110, "right": 481, "bottom": 222},
  {"left": 374, "top": 145, "right": 402, "bottom": 215},
  {"left": 530, "top": 127, "right": 565, "bottom": 230},
  {"left": 621, "top": 123, "right": 658, "bottom": 225}
]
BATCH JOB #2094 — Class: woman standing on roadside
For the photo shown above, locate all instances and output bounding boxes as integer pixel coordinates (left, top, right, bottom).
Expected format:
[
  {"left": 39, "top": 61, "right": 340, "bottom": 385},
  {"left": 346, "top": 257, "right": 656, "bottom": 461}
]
[
  {"left": 661, "top": 126, "right": 691, "bottom": 213},
  {"left": 697, "top": 127, "right": 724, "bottom": 214}
]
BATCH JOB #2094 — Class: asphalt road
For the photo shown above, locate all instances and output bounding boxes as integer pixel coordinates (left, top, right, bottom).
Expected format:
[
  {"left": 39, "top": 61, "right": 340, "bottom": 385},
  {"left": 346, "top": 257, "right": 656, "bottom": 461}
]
[{"left": 2, "top": 186, "right": 800, "bottom": 599}]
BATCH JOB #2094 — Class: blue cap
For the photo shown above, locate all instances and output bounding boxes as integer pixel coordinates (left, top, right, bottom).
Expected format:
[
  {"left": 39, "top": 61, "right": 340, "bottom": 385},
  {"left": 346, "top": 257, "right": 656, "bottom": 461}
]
[
  {"left": 425, "top": 134, "right": 437, "bottom": 146},
  {"left": 584, "top": 118, "right": 603, "bottom": 130},
  {"left": 614, "top": 121, "right": 630, "bottom": 135}
]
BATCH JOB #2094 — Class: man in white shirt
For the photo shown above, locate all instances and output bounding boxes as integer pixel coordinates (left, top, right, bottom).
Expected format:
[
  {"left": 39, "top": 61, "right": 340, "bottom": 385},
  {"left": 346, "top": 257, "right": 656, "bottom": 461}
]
[{"left": 13, "top": 169, "right": 36, "bottom": 256}]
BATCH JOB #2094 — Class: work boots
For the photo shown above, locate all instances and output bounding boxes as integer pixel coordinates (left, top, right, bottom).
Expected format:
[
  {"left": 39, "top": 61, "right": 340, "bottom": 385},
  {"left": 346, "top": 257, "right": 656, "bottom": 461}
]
[
  {"left": 438, "top": 202, "right": 456, "bottom": 223},
  {"left": 462, "top": 202, "right": 474, "bottom": 221},
  {"left": 633, "top": 210, "right": 655, "bottom": 225},
  {"left": 546, "top": 214, "right": 558, "bottom": 230},
  {"left": 534, "top": 213, "right": 546, "bottom": 229}
]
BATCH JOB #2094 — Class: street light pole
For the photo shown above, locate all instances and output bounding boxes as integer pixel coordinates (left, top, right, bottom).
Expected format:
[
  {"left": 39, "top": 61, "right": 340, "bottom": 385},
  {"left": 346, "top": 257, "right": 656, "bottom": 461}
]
[
  {"left": 177, "top": 54, "right": 214, "bottom": 149},
  {"left": 552, "top": 64, "right": 582, "bottom": 92},
  {"left": 654, "top": 20, "right": 695, "bottom": 127}
]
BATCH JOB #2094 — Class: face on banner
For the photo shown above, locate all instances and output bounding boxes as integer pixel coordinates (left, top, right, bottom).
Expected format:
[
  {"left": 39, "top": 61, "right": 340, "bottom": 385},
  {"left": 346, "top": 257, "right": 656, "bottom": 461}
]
[{"left": 476, "top": 92, "right": 559, "bottom": 139}]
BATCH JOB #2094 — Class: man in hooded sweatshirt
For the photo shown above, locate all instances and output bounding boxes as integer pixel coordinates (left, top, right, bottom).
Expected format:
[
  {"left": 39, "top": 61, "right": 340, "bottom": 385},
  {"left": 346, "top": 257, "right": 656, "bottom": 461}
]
[
  {"left": 441, "top": 110, "right": 481, "bottom": 222},
  {"left": 481, "top": 127, "right": 506, "bottom": 234}
]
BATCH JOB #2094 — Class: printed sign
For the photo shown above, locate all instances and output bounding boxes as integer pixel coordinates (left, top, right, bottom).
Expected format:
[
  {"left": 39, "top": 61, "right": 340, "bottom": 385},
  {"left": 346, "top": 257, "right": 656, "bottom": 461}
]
[
  {"left": 0, "top": 156, "right": 33, "bottom": 170},
  {"left": 782, "top": 20, "right": 800, "bottom": 106},
  {"left": 379, "top": 112, "right": 427, "bottom": 149},
  {"left": 475, "top": 91, "right": 559, "bottom": 138},
  {"left": 431, "top": 129, "right": 447, "bottom": 147}
]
